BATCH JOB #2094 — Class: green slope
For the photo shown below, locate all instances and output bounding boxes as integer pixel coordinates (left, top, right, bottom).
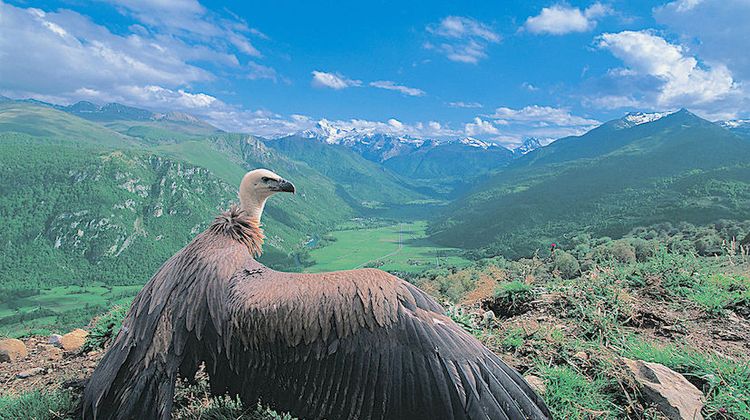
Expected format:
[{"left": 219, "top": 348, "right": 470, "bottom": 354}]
[
  {"left": 266, "top": 135, "right": 427, "bottom": 210},
  {"left": 0, "top": 102, "right": 135, "bottom": 148},
  {"left": 430, "top": 110, "right": 750, "bottom": 257}
]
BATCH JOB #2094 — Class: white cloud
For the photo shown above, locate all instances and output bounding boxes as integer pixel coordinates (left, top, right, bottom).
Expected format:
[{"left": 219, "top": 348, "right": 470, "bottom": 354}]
[
  {"left": 246, "top": 62, "right": 279, "bottom": 82},
  {"left": 525, "top": 3, "right": 611, "bottom": 35},
  {"left": 448, "top": 101, "right": 483, "bottom": 108},
  {"left": 521, "top": 82, "right": 539, "bottom": 91},
  {"left": 369, "top": 81, "right": 425, "bottom": 96},
  {"left": 311, "top": 71, "right": 362, "bottom": 89},
  {"left": 0, "top": 1, "right": 279, "bottom": 113},
  {"left": 425, "top": 16, "right": 500, "bottom": 64},
  {"left": 487, "top": 105, "right": 600, "bottom": 126},
  {"left": 597, "top": 30, "right": 738, "bottom": 107},
  {"left": 464, "top": 118, "right": 499, "bottom": 136},
  {"left": 654, "top": 0, "right": 750, "bottom": 82},
  {"left": 428, "top": 16, "right": 500, "bottom": 42},
  {"left": 101, "top": 0, "right": 264, "bottom": 57}
]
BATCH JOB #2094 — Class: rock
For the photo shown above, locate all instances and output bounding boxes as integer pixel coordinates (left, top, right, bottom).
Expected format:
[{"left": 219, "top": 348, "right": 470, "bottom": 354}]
[
  {"left": 0, "top": 338, "right": 27, "bottom": 363},
  {"left": 574, "top": 351, "right": 589, "bottom": 361},
  {"left": 620, "top": 357, "right": 704, "bottom": 420},
  {"left": 49, "top": 334, "right": 63, "bottom": 347},
  {"left": 60, "top": 329, "right": 89, "bottom": 352},
  {"left": 42, "top": 345, "right": 63, "bottom": 361},
  {"left": 482, "top": 310, "right": 496, "bottom": 325},
  {"left": 524, "top": 375, "right": 546, "bottom": 395},
  {"left": 16, "top": 367, "right": 45, "bottom": 379}
]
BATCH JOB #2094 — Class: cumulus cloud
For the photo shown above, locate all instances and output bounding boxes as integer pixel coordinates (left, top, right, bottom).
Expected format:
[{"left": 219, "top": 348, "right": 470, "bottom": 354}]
[
  {"left": 311, "top": 71, "right": 362, "bottom": 89},
  {"left": 0, "top": 1, "right": 278, "bottom": 114},
  {"left": 425, "top": 16, "right": 500, "bottom": 64},
  {"left": 369, "top": 81, "right": 425, "bottom": 96},
  {"left": 464, "top": 118, "right": 499, "bottom": 136},
  {"left": 597, "top": 30, "right": 738, "bottom": 107},
  {"left": 525, "top": 3, "right": 611, "bottom": 35},
  {"left": 655, "top": 0, "right": 750, "bottom": 82}
]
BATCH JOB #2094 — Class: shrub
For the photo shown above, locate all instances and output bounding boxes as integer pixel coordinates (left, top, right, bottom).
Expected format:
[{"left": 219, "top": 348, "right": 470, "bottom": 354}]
[
  {"left": 84, "top": 304, "right": 129, "bottom": 352},
  {"left": 552, "top": 251, "right": 580, "bottom": 279},
  {"left": 488, "top": 281, "right": 534, "bottom": 317}
]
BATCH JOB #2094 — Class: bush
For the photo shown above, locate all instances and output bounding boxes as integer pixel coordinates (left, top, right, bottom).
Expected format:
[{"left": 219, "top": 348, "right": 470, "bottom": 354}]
[
  {"left": 552, "top": 251, "right": 580, "bottom": 279},
  {"left": 487, "top": 281, "right": 534, "bottom": 317},
  {"left": 83, "top": 304, "right": 129, "bottom": 352}
]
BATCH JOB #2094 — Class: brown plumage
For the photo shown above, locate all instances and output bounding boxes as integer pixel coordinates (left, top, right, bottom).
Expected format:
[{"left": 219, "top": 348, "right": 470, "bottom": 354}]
[{"left": 82, "top": 169, "right": 551, "bottom": 420}]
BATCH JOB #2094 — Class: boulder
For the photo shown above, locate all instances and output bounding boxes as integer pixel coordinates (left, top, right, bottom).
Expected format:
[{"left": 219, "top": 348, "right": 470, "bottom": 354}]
[
  {"left": 0, "top": 338, "right": 27, "bottom": 363},
  {"left": 620, "top": 357, "right": 704, "bottom": 420},
  {"left": 49, "top": 334, "right": 63, "bottom": 347},
  {"left": 60, "top": 329, "right": 89, "bottom": 352}
]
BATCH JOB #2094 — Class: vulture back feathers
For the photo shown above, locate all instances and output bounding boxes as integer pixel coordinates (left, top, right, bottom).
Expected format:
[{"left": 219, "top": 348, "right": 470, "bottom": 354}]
[{"left": 83, "top": 200, "right": 551, "bottom": 420}]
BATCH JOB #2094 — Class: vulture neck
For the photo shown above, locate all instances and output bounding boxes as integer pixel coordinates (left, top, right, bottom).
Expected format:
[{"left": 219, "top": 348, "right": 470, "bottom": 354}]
[{"left": 239, "top": 189, "right": 268, "bottom": 226}]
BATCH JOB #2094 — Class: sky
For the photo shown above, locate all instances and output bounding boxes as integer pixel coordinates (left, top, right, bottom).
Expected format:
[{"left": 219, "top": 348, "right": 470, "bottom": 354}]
[{"left": 1, "top": 0, "right": 748, "bottom": 146}]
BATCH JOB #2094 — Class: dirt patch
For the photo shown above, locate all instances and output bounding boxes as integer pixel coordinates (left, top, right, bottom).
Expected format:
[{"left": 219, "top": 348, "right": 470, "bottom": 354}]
[{"left": 0, "top": 337, "right": 103, "bottom": 396}]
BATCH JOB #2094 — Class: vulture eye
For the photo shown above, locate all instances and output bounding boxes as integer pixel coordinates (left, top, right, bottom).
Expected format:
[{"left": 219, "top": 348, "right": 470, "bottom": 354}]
[{"left": 261, "top": 176, "right": 271, "bottom": 182}]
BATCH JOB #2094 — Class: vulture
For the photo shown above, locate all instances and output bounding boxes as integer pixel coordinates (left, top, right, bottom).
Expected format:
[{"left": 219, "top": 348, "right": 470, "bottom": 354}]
[{"left": 82, "top": 169, "right": 551, "bottom": 420}]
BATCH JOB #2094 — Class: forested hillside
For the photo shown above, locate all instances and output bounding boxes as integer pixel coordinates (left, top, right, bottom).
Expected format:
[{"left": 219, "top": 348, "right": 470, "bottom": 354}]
[{"left": 430, "top": 110, "right": 750, "bottom": 257}]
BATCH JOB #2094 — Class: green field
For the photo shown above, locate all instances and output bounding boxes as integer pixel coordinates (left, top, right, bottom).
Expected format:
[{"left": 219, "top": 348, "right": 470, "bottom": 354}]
[
  {"left": 0, "top": 284, "right": 140, "bottom": 337},
  {"left": 305, "top": 221, "right": 471, "bottom": 273}
]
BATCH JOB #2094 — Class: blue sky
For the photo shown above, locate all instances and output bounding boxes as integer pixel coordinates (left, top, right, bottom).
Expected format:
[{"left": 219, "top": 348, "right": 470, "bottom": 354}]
[{"left": 1, "top": 0, "right": 748, "bottom": 145}]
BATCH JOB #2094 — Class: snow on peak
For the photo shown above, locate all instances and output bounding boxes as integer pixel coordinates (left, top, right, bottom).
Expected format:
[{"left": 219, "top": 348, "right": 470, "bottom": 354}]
[
  {"left": 719, "top": 119, "right": 750, "bottom": 129},
  {"left": 622, "top": 111, "right": 673, "bottom": 127},
  {"left": 458, "top": 137, "right": 495, "bottom": 149},
  {"left": 513, "top": 137, "right": 547, "bottom": 155}
]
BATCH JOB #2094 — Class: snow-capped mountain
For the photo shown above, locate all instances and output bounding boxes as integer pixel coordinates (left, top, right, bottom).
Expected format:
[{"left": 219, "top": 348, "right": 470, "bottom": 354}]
[
  {"left": 718, "top": 119, "right": 750, "bottom": 139},
  {"left": 458, "top": 137, "right": 498, "bottom": 149},
  {"left": 619, "top": 111, "right": 674, "bottom": 128},
  {"left": 512, "top": 137, "right": 548, "bottom": 156}
]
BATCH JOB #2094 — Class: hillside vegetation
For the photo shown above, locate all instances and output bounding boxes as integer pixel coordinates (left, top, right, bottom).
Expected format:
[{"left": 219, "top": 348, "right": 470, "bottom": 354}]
[{"left": 430, "top": 110, "right": 750, "bottom": 258}]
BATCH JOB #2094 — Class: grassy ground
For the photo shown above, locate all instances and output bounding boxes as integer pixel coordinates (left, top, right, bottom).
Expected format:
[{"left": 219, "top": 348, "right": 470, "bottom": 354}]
[
  {"left": 0, "top": 284, "right": 139, "bottom": 338},
  {"left": 305, "top": 220, "right": 471, "bottom": 273}
]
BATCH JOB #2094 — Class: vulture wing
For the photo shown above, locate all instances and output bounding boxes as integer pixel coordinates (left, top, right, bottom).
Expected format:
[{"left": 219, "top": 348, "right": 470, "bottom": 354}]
[
  {"left": 82, "top": 207, "right": 262, "bottom": 420},
  {"left": 217, "top": 265, "right": 551, "bottom": 420}
]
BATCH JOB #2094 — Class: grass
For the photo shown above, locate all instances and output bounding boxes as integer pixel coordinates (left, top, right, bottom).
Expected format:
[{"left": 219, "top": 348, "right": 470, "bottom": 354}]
[
  {"left": 305, "top": 220, "right": 471, "bottom": 273},
  {"left": 0, "top": 389, "right": 77, "bottom": 420},
  {"left": 537, "top": 365, "right": 621, "bottom": 419},
  {"left": 0, "top": 283, "right": 139, "bottom": 338}
]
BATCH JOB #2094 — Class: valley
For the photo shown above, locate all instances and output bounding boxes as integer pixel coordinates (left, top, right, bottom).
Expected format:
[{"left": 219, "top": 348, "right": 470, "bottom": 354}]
[{"left": 1, "top": 98, "right": 750, "bottom": 419}]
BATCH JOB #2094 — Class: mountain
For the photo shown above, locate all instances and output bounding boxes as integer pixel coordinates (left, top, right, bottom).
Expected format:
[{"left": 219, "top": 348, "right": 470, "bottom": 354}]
[
  {"left": 512, "top": 137, "right": 548, "bottom": 156},
  {"left": 294, "top": 121, "right": 515, "bottom": 183},
  {"left": 299, "top": 120, "right": 425, "bottom": 162},
  {"left": 719, "top": 119, "right": 750, "bottom": 139},
  {"left": 38, "top": 100, "right": 223, "bottom": 143},
  {"left": 265, "top": 134, "right": 427, "bottom": 209},
  {"left": 429, "top": 109, "right": 750, "bottom": 257},
  {"left": 383, "top": 138, "right": 514, "bottom": 181}
]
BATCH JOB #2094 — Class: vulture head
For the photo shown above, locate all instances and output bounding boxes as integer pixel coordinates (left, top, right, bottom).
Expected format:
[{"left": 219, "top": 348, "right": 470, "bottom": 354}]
[{"left": 239, "top": 169, "right": 295, "bottom": 223}]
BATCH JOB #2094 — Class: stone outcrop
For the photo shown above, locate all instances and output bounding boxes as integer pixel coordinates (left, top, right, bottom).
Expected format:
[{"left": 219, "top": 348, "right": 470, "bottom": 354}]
[{"left": 620, "top": 357, "right": 705, "bottom": 420}]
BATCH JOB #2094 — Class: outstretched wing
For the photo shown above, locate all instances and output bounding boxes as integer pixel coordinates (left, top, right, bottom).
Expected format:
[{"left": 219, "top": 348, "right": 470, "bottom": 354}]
[
  {"left": 220, "top": 266, "right": 551, "bottom": 420},
  {"left": 82, "top": 226, "right": 254, "bottom": 420}
]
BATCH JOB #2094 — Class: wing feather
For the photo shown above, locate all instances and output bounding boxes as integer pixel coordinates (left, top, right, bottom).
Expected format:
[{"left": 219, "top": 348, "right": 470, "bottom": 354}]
[{"left": 222, "top": 266, "right": 551, "bottom": 420}]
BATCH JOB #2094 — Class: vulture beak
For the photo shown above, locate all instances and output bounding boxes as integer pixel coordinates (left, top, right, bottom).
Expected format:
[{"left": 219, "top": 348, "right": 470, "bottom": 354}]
[{"left": 274, "top": 178, "right": 296, "bottom": 194}]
